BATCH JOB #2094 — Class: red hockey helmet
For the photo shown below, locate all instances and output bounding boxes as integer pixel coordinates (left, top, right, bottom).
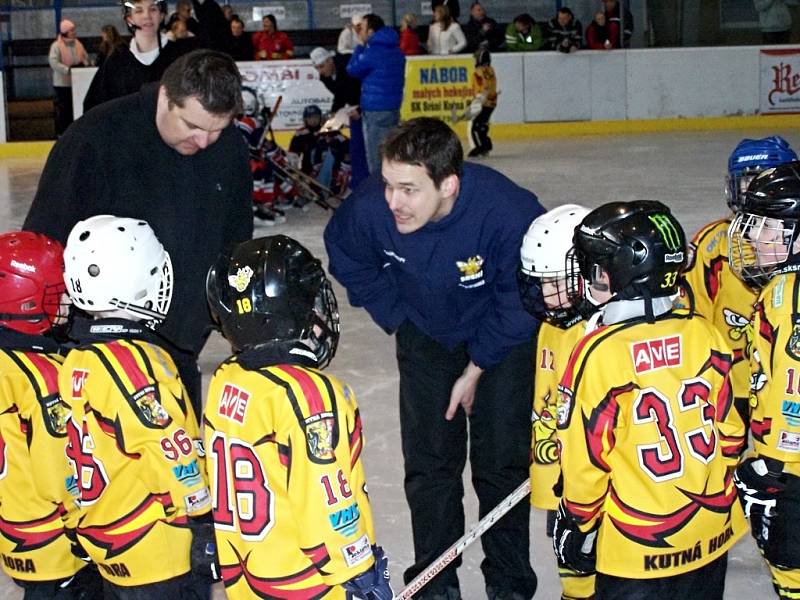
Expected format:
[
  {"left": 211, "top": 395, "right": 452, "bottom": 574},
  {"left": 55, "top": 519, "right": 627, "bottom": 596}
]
[{"left": 0, "top": 232, "right": 66, "bottom": 335}]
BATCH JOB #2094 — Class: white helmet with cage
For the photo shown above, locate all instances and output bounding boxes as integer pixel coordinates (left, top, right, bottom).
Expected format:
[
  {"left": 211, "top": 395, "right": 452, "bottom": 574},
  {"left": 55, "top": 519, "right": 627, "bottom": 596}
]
[
  {"left": 64, "top": 215, "right": 173, "bottom": 323},
  {"left": 519, "top": 203, "right": 590, "bottom": 327}
]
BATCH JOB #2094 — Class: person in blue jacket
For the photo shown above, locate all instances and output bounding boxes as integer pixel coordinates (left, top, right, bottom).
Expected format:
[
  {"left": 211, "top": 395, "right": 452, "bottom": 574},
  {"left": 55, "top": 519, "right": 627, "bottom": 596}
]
[
  {"left": 347, "top": 14, "right": 406, "bottom": 174},
  {"left": 324, "top": 117, "right": 543, "bottom": 600}
]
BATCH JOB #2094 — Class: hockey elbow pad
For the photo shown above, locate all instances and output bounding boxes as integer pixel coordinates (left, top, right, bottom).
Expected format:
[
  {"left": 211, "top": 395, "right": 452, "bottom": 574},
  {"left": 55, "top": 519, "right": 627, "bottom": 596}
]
[
  {"left": 342, "top": 545, "right": 393, "bottom": 600},
  {"left": 733, "top": 456, "right": 786, "bottom": 519},
  {"left": 552, "top": 502, "right": 597, "bottom": 575}
]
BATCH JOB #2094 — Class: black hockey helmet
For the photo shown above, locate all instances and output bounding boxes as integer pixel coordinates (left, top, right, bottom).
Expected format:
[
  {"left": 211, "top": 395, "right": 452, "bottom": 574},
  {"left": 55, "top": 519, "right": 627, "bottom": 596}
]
[
  {"left": 728, "top": 160, "right": 800, "bottom": 288},
  {"left": 567, "top": 200, "right": 686, "bottom": 305},
  {"left": 206, "top": 235, "right": 340, "bottom": 367}
]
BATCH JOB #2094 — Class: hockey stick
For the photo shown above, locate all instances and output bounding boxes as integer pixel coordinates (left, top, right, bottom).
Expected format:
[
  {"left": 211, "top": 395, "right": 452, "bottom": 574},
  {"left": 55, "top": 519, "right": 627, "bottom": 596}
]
[{"left": 393, "top": 478, "right": 531, "bottom": 600}]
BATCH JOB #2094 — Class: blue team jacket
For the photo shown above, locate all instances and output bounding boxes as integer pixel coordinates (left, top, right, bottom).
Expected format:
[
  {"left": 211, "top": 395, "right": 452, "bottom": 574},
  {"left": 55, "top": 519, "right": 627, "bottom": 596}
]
[{"left": 324, "top": 163, "right": 544, "bottom": 369}]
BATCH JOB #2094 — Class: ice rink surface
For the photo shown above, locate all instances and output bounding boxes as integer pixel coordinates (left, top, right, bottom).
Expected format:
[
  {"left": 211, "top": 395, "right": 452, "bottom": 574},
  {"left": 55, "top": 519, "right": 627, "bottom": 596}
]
[{"left": 1, "top": 128, "right": 793, "bottom": 598}]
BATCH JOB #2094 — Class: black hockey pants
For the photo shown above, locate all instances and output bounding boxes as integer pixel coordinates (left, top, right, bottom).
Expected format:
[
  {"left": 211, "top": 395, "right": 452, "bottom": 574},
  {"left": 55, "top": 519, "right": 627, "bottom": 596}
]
[{"left": 396, "top": 321, "right": 537, "bottom": 598}]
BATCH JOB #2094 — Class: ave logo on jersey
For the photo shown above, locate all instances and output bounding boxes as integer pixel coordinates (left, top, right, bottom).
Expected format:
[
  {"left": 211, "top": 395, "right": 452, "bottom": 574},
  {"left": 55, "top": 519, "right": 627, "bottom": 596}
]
[
  {"left": 218, "top": 384, "right": 251, "bottom": 424},
  {"left": 71, "top": 369, "right": 89, "bottom": 400},
  {"left": 631, "top": 335, "right": 682, "bottom": 374}
]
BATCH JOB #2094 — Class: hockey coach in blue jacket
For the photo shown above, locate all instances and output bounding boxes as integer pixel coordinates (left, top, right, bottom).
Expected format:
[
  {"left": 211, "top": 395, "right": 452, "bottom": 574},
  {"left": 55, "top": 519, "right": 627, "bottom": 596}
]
[{"left": 324, "top": 117, "right": 543, "bottom": 600}]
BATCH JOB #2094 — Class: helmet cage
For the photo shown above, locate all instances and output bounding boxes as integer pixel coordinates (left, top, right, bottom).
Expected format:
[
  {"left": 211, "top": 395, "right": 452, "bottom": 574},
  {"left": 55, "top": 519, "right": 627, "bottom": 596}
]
[
  {"left": 725, "top": 169, "right": 759, "bottom": 213},
  {"left": 517, "top": 267, "right": 579, "bottom": 328},
  {"left": 728, "top": 212, "right": 797, "bottom": 288},
  {"left": 308, "top": 279, "right": 340, "bottom": 369}
]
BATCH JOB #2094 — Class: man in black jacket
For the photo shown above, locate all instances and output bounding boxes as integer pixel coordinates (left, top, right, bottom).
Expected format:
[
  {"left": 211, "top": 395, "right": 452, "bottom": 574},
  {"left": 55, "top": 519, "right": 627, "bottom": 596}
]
[
  {"left": 311, "top": 46, "right": 368, "bottom": 189},
  {"left": 463, "top": 2, "right": 503, "bottom": 52},
  {"left": 24, "top": 50, "right": 253, "bottom": 417}
]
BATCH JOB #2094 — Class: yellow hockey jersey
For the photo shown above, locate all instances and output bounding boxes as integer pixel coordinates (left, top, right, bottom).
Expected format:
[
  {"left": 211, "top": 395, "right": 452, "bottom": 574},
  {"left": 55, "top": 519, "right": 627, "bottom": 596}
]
[
  {"left": 678, "top": 219, "right": 757, "bottom": 409},
  {"left": 749, "top": 269, "right": 800, "bottom": 477},
  {"left": 59, "top": 331, "right": 209, "bottom": 586},
  {"left": 0, "top": 335, "right": 86, "bottom": 582},
  {"left": 205, "top": 358, "right": 377, "bottom": 599},
  {"left": 473, "top": 65, "right": 497, "bottom": 109},
  {"left": 531, "top": 320, "right": 584, "bottom": 510},
  {"left": 557, "top": 309, "right": 746, "bottom": 578}
]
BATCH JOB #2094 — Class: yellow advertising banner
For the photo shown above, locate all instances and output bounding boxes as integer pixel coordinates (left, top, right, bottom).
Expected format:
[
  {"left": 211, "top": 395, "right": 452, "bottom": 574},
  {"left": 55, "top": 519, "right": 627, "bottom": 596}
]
[{"left": 401, "top": 57, "right": 475, "bottom": 124}]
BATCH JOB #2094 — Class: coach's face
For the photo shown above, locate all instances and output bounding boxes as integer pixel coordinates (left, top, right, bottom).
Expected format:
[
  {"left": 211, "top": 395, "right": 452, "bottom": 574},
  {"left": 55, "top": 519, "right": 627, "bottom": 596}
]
[
  {"left": 156, "top": 86, "right": 231, "bottom": 155},
  {"left": 382, "top": 159, "right": 459, "bottom": 234}
]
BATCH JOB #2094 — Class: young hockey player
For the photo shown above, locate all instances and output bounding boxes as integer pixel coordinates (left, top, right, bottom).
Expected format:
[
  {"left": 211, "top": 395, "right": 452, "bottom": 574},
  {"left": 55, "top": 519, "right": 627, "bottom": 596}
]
[
  {"left": 728, "top": 161, "right": 800, "bottom": 599},
  {"left": 0, "top": 231, "right": 103, "bottom": 599},
  {"left": 518, "top": 204, "right": 595, "bottom": 600},
  {"left": 467, "top": 43, "right": 497, "bottom": 158},
  {"left": 554, "top": 201, "right": 746, "bottom": 599},
  {"left": 680, "top": 136, "right": 797, "bottom": 424},
  {"left": 204, "top": 235, "right": 392, "bottom": 599},
  {"left": 59, "top": 216, "right": 215, "bottom": 598},
  {"left": 289, "top": 104, "right": 352, "bottom": 197}
]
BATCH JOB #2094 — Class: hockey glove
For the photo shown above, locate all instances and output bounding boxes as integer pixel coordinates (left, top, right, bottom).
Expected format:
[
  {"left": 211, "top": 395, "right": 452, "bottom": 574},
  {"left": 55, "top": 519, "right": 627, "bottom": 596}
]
[
  {"left": 342, "top": 545, "right": 393, "bottom": 600},
  {"left": 189, "top": 518, "right": 221, "bottom": 582},
  {"left": 733, "top": 456, "right": 786, "bottom": 519},
  {"left": 552, "top": 502, "right": 597, "bottom": 575}
]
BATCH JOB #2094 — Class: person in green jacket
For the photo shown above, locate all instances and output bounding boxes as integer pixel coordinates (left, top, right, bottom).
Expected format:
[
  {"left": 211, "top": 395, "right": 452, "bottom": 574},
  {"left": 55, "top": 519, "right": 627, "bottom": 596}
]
[{"left": 505, "top": 13, "right": 543, "bottom": 51}]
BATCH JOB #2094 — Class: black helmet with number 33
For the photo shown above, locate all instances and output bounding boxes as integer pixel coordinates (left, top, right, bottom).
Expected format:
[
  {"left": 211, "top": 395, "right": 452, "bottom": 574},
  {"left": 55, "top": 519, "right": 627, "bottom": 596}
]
[
  {"left": 206, "top": 235, "right": 340, "bottom": 367},
  {"left": 566, "top": 200, "right": 687, "bottom": 309}
]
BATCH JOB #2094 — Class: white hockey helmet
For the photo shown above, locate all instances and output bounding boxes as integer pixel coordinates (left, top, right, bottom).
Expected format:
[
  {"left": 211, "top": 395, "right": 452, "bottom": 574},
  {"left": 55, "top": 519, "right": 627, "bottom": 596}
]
[
  {"left": 241, "top": 86, "right": 259, "bottom": 117},
  {"left": 64, "top": 215, "right": 173, "bottom": 323},
  {"left": 518, "top": 203, "right": 590, "bottom": 327}
]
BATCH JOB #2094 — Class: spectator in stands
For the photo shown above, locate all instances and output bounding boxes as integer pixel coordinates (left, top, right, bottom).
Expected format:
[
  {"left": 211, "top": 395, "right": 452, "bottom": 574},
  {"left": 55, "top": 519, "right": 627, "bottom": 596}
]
[
  {"left": 312, "top": 46, "right": 368, "bottom": 188},
  {"left": 168, "top": 16, "right": 194, "bottom": 39},
  {"left": 170, "top": 0, "right": 200, "bottom": 35},
  {"left": 463, "top": 2, "right": 503, "bottom": 52},
  {"left": 221, "top": 4, "right": 233, "bottom": 21},
  {"left": 83, "top": 0, "right": 229, "bottom": 111},
  {"left": 227, "top": 15, "right": 253, "bottom": 61},
  {"left": 428, "top": 5, "right": 466, "bottom": 55},
  {"left": 399, "top": 12, "right": 423, "bottom": 55},
  {"left": 347, "top": 14, "right": 405, "bottom": 174},
  {"left": 95, "top": 24, "right": 124, "bottom": 68},
  {"left": 49, "top": 19, "right": 90, "bottom": 136},
  {"left": 338, "top": 14, "right": 362, "bottom": 54},
  {"left": 253, "top": 13, "right": 294, "bottom": 59},
  {"left": 431, "top": 0, "right": 460, "bottom": 22},
  {"left": 603, "top": 0, "right": 633, "bottom": 48},
  {"left": 754, "top": 0, "right": 798, "bottom": 44},
  {"left": 585, "top": 11, "right": 612, "bottom": 49},
  {"left": 505, "top": 14, "right": 544, "bottom": 51},
  {"left": 545, "top": 7, "right": 582, "bottom": 52}
]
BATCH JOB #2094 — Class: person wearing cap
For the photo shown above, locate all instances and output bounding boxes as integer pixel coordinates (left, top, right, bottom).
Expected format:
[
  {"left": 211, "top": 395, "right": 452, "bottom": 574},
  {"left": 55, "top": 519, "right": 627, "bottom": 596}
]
[
  {"left": 338, "top": 14, "right": 363, "bottom": 54},
  {"left": 312, "top": 45, "right": 368, "bottom": 188},
  {"left": 49, "top": 19, "right": 90, "bottom": 135}
]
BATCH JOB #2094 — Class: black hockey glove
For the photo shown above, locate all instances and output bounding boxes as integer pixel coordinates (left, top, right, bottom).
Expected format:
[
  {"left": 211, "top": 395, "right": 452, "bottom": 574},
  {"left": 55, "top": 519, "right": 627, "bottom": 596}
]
[
  {"left": 552, "top": 502, "right": 597, "bottom": 575},
  {"left": 733, "top": 457, "right": 786, "bottom": 519},
  {"left": 342, "top": 545, "right": 393, "bottom": 600},
  {"left": 189, "top": 517, "right": 221, "bottom": 582}
]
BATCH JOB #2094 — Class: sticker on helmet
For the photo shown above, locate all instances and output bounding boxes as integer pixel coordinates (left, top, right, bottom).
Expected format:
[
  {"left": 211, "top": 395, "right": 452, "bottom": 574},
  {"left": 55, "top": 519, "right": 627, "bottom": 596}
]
[{"left": 228, "top": 266, "right": 254, "bottom": 293}]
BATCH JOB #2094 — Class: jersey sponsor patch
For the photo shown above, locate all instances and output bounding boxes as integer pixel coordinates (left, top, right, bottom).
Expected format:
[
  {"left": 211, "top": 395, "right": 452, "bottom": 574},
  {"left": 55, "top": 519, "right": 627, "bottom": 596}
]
[
  {"left": 133, "top": 386, "right": 171, "bottom": 427},
  {"left": 172, "top": 459, "right": 203, "bottom": 487},
  {"left": 631, "top": 335, "right": 682, "bottom": 374},
  {"left": 305, "top": 414, "right": 335, "bottom": 461},
  {"left": 184, "top": 487, "right": 211, "bottom": 513},
  {"left": 777, "top": 430, "right": 800, "bottom": 453},
  {"left": 781, "top": 400, "right": 800, "bottom": 426},
  {"left": 71, "top": 369, "right": 89, "bottom": 400},
  {"left": 44, "top": 396, "right": 71, "bottom": 436},
  {"left": 773, "top": 275, "right": 786, "bottom": 308},
  {"left": 218, "top": 384, "right": 250, "bottom": 424},
  {"left": 341, "top": 533, "right": 372, "bottom": 568},
  {"left": 328, "top": 503, "right": 361, "bottom": 537}
]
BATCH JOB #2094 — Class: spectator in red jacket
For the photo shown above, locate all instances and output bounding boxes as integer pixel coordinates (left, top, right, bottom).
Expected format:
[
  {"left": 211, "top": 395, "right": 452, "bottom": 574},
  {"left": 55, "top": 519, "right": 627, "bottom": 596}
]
[
  {"left": 603, "top": 0, "right": 633, "bottom": 48},
  {"left": 253, "top": 13, "right": 294, "bottom": 59},
  {"left": 585, "top": 11, "right": 612, "bottom": 49},
  {"left": 399, "top": 12, "right": 423, "bottom": 55}
]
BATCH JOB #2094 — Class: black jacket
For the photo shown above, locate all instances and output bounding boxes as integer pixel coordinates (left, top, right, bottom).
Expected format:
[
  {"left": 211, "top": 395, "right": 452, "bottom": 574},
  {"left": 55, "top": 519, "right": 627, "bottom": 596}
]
[
  {"left": 544, "top": 17, "right": 583, "bottom": 51},
  {"left": 319, "top": 52, "right": 361, "bottom": 113},
  {"left": 463, "top": 15, "right": 504, "bottom": 52},
  {"left": 84, "top": 0, "right": 229, "bottom": 111},
  {"left": 226, "top": 31, "right": 254, "bottom": 61},
  {"left": 24, "top": 83, "right": 253, "bottom": 356}
]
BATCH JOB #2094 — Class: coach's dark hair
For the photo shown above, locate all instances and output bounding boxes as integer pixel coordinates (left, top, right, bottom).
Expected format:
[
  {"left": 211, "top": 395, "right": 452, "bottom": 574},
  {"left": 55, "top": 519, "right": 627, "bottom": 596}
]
[
  {"left": 380, "top": 118, "right": 463, "bottom": 188},
  {"left": 161, "top": 49, "right": 243, "bottom": 116},
  {"left": 363, "top": 14, "right": 385, "bottom": 33}
]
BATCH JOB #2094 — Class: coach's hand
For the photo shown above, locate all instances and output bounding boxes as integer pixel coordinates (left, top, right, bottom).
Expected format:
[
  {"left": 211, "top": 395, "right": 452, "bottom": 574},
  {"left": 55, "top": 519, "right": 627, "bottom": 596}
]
[{"left": 446, "top": 361, "right": 484, "bottom": 420}]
